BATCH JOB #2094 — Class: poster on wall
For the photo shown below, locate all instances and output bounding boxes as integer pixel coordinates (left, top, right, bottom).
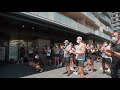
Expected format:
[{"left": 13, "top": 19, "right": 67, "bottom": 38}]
[
  {"left": 0, "top": 47, "right": 6, "bottom": 61},
  {"left": 9, "top": 44, "right": 18, "bottom": 61}
]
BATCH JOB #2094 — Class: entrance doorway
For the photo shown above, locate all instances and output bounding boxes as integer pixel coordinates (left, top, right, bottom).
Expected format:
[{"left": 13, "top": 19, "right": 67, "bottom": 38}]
[{"left": 9, "top": 40, "right": 35, "bottom": 63}]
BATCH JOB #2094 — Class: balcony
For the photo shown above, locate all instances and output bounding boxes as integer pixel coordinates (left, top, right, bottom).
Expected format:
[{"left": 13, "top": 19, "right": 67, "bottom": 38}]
[
  {"left": 103, "top": 12, "right": 111, "bottom": 18},
  {"left": 107, "top": 26, "right": 114, "bottom": 33},
  {"left": 75, "top": 22, "right": 95, "bottom": 34},
  {"left": 98, "top": 13, "right": 111, "bottom": 25},
  {"left": 20, "top": 12, "right": 76, "bottom": 30},
  {"left": 113, "top": 23, "right": 120, "bottom": 27},
  {"left": 95, "top": 30, "right": 111, "bottom": 40},
  {"left": 81, "top": 12, "right": 95, "bottom": 22},
  {"left": 94, "top": 18, "right": 101, "bottom": 27},
  {"left": 100, "top": 22, "right": 107, "bottom": 31}
]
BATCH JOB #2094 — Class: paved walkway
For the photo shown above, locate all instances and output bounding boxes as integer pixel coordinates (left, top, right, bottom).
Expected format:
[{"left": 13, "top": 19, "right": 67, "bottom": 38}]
[{"left": 0, "top": 61, "right": 111, "bottom": 78}]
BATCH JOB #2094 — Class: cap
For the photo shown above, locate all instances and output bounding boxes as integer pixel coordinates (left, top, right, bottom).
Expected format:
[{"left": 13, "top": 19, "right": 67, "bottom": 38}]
[
  {"left": 63, "top": 40, "right": 69, "bottom": 43},
  {"left": 77, "top": 36, "right": 82, "bottom": 40}
]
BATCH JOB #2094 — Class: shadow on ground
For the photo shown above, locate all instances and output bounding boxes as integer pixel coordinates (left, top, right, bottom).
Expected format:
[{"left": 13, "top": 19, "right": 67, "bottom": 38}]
[{"left": 0, "top": 63, "right": 64, "bottom": 78}]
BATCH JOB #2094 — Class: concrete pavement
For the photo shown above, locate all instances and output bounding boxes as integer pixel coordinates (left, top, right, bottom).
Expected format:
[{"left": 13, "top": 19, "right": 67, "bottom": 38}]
[{"left": 0, "top": 61, "right": 111, "bottom": 78}]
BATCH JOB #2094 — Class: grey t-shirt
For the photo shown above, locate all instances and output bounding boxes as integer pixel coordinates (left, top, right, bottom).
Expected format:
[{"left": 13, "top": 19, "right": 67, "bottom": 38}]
[
  {"left": 75, "top": 45, "right": 85, "bottom": 61},
  {"left": 64, "top": 45, "right": 71, "bottom": 58}
]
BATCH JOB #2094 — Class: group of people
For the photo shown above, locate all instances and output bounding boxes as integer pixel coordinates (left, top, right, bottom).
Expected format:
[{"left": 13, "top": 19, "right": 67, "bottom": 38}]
[
  {"left": 16, "top": 31, "right": 120, "bottom": 78},
  {"left": 62, "top": 32, "right": 120, "bottom": 78}
]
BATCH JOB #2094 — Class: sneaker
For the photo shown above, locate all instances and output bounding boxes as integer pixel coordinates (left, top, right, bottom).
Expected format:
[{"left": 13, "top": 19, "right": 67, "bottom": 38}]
[
  {"left": 67, "top": 73, "right": 71, "bottom": 76},
  {"left": 73, "top": 65, "right": 77, "bottom": 68},
  {"left": 57, "top": 64, "right": 61, "bottom": 68},
  {"left": 56, "top": 65, "right": 59, "bottom": 68},
  {"left": 73, "top": 71, "right": 78, "bottom": 75},
  {"left": 40, "top": 68, "right": 43, "bottom": 72},
  {"left": 16, "top": 62, "right": 19, "bottom": 64},
  {"left": 102, "top": 71, "right": 106, "bottom": 74},
  {"left": 59, "top": 62, "right": 62, "bottom": 66},
  {"left": 106, "top": 69, "right": 111, "bottom": 73},
  {"left": 70, "top": 67, "right": 74, "bottom": 71},
  {"left": 100, "top": 67, "right": 102, "bottom": 70},
  {"left": 53, "top": 65, "right": 56, "bottom": 67},
  {"left": 63, "top": 71, "right": 68, "bottom": 74}
]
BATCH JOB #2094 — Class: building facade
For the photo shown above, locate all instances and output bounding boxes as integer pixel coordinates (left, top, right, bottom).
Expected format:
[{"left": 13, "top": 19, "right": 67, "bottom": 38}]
[
  {"left": 111, "top": 12, "right": 120, "bottom": 31},
  {"left": 0, "top": 12, "right": 114, "bottom": 63}
]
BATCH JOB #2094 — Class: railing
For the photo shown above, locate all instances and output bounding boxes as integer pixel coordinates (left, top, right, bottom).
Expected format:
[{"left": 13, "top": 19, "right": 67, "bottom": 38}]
[
  {"left": 113, "top": 23, "right": 120, "bottom": 27},
  {"left": 99, "top": 14, "right": 111, "bottom": 24},
  {"left": 95, "top": 30, "right": 111, "bottom": 40},
  {"left": 21, "top": 12, "right": 76, "bottom": 30},
  {"left": 107, "top": 26, "right": 114, "bottom": 33},
  {"left": 100, "top": 22, "right": 107, "bottom": 31},
  {"left": 75, "top": 22, "right": 95, "bottom": 34},
  {"left": 20, "top": 12, "right": 112, "bottom": 40},
  {"left": 94, "top": 18, "right": 101, "bottom": 27},
  {"left": 81, "top": 12, "right": 95, "bottom": 22},
  {"left": 20, "top": 12, "right": 96, "bottom": 34}
]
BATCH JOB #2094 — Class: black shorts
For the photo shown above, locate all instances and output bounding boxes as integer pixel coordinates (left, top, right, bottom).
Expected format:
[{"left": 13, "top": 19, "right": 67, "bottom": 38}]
[
  {"left": 65, "top": 57, "right": 70, "bottom": 65},
  {"left": 47, "top": 56, "right": 51, "bottom": 60},
  {"left": 102, "top": 58, "right": 112, "bottom": 65},
  {"left": 59, "top": 55, "right": 63, "bottom": 59},
  {"left": 76, "top": 60, "right": 84, "bottom": 67},
  {"left": 90, "top": 55, "right": 97, "bottom": 61},
  {"left": 70, "top": 53, "right": 74, "bottom": 58},
  {"left": 55, "top": 54, "right": 60, "bottom": 57},
  {"left": 29, "top": 53, "right": 33, "bottom": 57}
]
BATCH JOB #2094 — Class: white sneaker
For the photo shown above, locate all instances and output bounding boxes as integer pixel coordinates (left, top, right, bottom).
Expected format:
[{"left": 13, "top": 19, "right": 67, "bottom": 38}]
[
  {"left": 73, "top": 65, "right": 77, "bottom": 68},
  {"left": 57, "top": 64, "right": 62, "bottom": 67},
  {"left": 40, "top": 68, "right": 43, "bottom": 72},
  {"left": 73, "top": 71, "right": 78, "bottom": 75},
  {"left": 106, "top": 69, "right": 111, "bottom": 73},
  {"left": 59, "top": 63, "right": 62, "bottom": 66},
  {"left": 100, "top": 67, "right": 102, "bottom": 70},
  {"left": 70, "top": 67, "right": 74, "bottom": 71},
  {"left": 57, "top": 65, "right": 59, "bottom": 68}
]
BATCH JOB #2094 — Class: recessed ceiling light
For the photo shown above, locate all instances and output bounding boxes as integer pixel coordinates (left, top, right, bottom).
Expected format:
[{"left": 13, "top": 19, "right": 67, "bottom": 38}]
[
  {"left": 32, "top": 27, "right": 34, "bottom": 29},
  {"left": 22, "top": 25, "right": 25, "bottom": 27}
]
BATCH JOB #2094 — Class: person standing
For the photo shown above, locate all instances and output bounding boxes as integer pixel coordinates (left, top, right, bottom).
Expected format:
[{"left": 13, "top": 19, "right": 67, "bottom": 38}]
[
  {"left": 74, "top": 36, "right": 86, "bottom": 78},
  {"left": 63, "top": 40, "right": 72, "bottom": 76},
  {"left": 17, "top": 44, "right": 25, "bottom": 64},
  {"left": 46, "top": 46, "right": 52, "bottom": 65},
  {"left": 85, "top": 44, "right": 91, "bottom": 71},
  {"left": 90, "top": 44, "right": 97, "bottom": 73},
  {"left": 101, "top": 42, "right": 112, "bottom": 74},
  {"left": 105, "top": 32, "right": 120, "bottom": 78},
  {"left": 28, "top": 46, "right": 34, "bottom": 65},
  {"left": 54, "top": 45, "right": 60, "bottom": 67}
]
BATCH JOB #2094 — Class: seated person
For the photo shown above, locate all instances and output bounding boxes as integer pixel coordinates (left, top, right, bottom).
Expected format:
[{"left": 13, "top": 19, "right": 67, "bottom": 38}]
[{"left": 32, "top": 60, "right": 43, "bottom": 72}]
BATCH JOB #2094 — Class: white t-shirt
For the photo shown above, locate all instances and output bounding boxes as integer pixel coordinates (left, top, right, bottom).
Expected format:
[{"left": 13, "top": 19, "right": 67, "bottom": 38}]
[
  {"left": 55, "top": 47, "right": 60, "bottom": 54},
  {"left": 35, "top": 54, "right": 39, "bottom": 59},
  {"left": 64, "top": 45, "right": 71, "bottom": 58},
  {"left": 29, "top": 48, "right": 33, "bottom": 54},
  {"left": 47, "top": 49, "right": 51, "bottom": 56},
  {"left": 101, "top": 45, "right": 111, "bottom": 59}
]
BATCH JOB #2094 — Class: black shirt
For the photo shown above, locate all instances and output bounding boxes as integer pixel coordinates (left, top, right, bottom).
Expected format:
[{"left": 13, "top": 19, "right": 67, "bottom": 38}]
[{"left": 112, "top": 44, "right": 120, "bottom": 62}]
